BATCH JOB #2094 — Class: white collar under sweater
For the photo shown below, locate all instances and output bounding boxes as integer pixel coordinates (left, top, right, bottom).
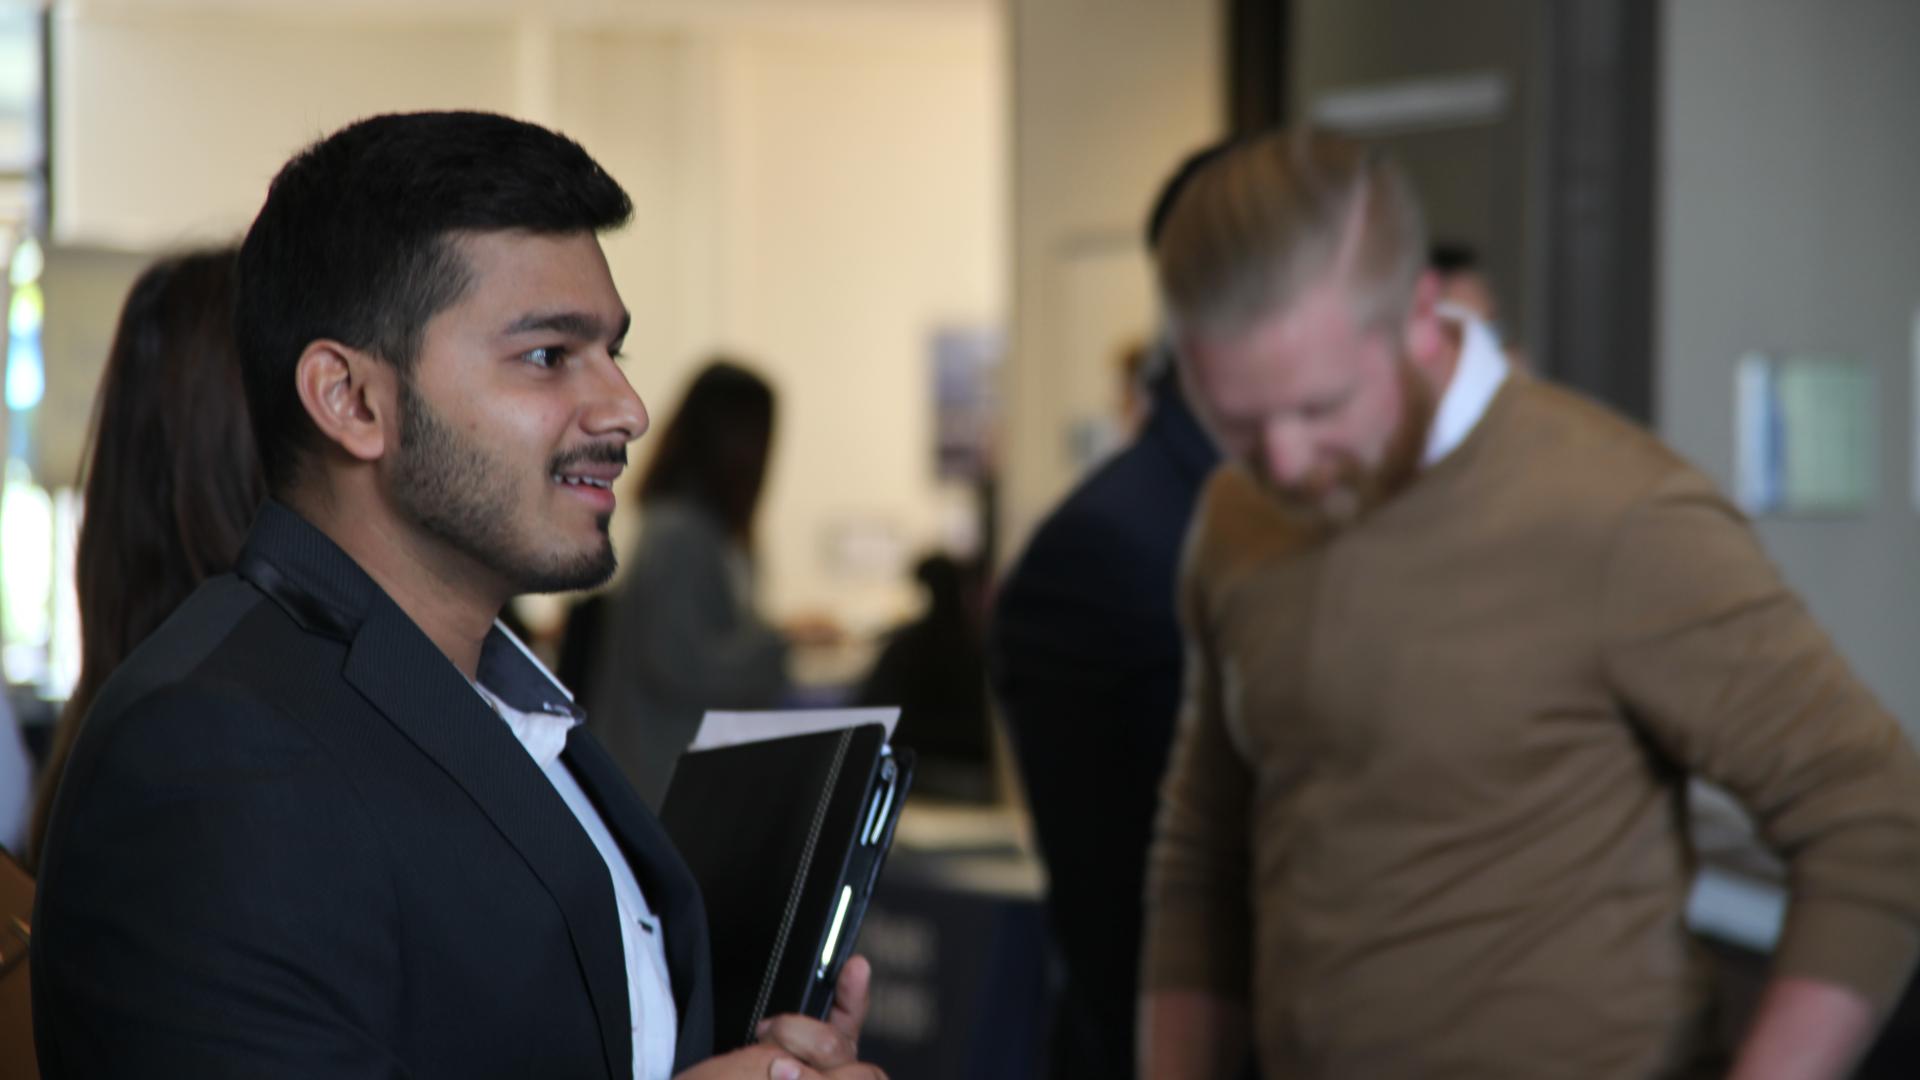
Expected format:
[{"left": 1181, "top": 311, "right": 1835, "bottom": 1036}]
[{"left": 1421, "top": 304, "right": 1510, "bottom": 467}]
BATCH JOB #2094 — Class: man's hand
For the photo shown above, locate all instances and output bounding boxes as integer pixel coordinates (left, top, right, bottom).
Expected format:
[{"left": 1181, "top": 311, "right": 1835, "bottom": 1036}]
[
  {"left": 1727, "top": 975, "right": 1877, "bottom": 1080},
  {"left": 675, "top": 1044, "right": 884, "bottom": 1080},
  {"left": 1139, "top": 988, "right": 1250, "bottom": 1080},
  {"left": 675, "top": 957, "right": 887, "bottom": 1079},
  {"left": 754, "top": 955, "right": 879, "bottom": 1073}
]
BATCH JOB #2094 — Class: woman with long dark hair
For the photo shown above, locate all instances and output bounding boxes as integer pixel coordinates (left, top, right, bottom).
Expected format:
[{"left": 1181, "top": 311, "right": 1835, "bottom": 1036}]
[
  {"left": 582, "top": 358, "right": 824, "bottom": 808},
  {"left": 26, "top": 246, "right": 263, "bottom": 869}
]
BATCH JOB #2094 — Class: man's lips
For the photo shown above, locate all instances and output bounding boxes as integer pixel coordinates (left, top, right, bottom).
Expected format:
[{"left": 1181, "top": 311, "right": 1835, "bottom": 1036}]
[
  {"left": 550, "top": 447, "right": 626, "bottom": 487},
  {"left": 551, "top": 466, "right": 620, "bottom": 511},
  {"left": 551, "top": 470, "right": 618, "bottom": 490},
  {"left": 551, "top": 444, "right": 627, "bottom": 509}
]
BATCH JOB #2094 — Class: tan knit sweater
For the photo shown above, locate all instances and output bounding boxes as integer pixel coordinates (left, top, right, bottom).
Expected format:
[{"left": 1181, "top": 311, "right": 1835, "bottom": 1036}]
[{"left": 1145, "top": 375, "right": 1920, "bottom": 1078}]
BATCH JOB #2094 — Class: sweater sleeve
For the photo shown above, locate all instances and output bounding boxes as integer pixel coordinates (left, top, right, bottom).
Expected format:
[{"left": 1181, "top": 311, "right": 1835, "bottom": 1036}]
[
  {"left": 1600, "top": 467, "right": 1920, "bottom": 1009},
  {"left": 1141, "top": 508, "right": 1255, "bottom": 998}
]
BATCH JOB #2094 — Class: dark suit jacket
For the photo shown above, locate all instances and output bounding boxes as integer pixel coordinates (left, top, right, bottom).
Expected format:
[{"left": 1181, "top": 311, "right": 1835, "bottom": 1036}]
[
  {"left": 988, "top": 373, "right": 1218, "bottom": 1080},
  {"left": 32, "top": 501, "right": 714, "bottom": 1078}
]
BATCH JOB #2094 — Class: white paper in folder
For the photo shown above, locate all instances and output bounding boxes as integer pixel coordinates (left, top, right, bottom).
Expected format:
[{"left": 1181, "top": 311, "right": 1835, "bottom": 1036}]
[{"left": 688, "top": 707, "right": 901, "bottom": 753}]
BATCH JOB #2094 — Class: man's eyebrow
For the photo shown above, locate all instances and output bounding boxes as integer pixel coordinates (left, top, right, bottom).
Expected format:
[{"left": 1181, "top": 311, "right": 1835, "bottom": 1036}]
[{"left": 501, "top": 310, "right": 632, "bottom": 342}]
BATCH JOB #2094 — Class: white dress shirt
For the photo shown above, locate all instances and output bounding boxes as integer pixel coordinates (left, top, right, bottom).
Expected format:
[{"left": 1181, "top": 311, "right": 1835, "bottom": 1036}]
[{"left": 475, "top": 680, "right": 680, "bottom": 1080}]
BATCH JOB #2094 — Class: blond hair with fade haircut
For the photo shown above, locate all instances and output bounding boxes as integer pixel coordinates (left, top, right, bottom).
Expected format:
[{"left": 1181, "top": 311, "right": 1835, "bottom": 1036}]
[{"left": 1154, "top": 128, "right": 1428, "bottom": 341}]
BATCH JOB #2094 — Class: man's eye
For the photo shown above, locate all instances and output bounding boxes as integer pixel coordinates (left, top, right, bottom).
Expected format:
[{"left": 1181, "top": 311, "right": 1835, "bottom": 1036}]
[
  {"left": 1301, "top": 395, "right": 1347, "bottom": 421},
  {"left": 523, "top": 346, "right": 565, "bottom": 369}
]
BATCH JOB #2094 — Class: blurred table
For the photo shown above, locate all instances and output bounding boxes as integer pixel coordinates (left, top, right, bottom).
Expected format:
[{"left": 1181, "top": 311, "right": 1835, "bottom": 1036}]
[{"left": 855, "top": 799, "right": 1051, "bottom": 1080}]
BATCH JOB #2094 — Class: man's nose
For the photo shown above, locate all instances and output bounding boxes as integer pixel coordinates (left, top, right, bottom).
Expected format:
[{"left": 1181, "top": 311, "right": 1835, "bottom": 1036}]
[
  {"left": 1260, "top": 418, "right": 1314, "bottom": 488},
  {"left": 581, "top": 355, "right": 649, "bottom": 444}
]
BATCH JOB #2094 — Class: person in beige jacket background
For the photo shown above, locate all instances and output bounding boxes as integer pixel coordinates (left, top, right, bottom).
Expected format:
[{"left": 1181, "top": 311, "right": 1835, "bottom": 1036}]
[{"left": 1138, "top": 129, "right": 1920, "bottom": 1080}]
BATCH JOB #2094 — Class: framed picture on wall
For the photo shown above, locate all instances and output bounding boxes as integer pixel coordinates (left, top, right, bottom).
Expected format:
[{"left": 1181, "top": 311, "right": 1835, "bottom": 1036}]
[
  {"left": 1735, "top": 352, "right": 1876, "bottom": 517},
  {"left": 930, "top": 326, "right": 1002, "bottom": 482}
]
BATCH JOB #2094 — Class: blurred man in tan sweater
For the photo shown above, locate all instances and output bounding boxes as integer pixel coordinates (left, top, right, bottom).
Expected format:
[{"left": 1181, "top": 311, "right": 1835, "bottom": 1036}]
[{"left": 1139, "top": 130, "right": 1920, "bottom": 1080}]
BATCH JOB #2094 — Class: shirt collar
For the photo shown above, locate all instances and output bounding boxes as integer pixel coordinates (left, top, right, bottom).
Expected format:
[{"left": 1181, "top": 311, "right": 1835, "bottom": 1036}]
[
  {"left": 475, "top": 619, "right": 583, "bottom": 769},
  {"left": 475, "top": 679, "right": 578, "bottom": 770},
  {"left": 478, "top": 618, "right": 582, "bottom": 720},
  {"left": 1421, "top": 303, "right": 1509, "bottom": 467}
]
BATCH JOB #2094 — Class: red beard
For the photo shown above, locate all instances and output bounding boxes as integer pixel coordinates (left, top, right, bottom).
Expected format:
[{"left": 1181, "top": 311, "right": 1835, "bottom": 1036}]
[{"left": 1261, "top": 360, "right": 1437, "bottom": 530}]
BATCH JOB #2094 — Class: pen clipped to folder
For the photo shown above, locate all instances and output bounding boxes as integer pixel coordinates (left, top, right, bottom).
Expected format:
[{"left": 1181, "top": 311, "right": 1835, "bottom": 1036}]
[{"left": 659, "top": 708, "right": 915, "bottom": 1050}]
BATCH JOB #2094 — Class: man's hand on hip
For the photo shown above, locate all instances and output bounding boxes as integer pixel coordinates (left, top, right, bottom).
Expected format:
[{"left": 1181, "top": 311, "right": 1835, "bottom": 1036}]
[{"left": 1728, "top": 975, "right": 1876, "bottom": 1080}]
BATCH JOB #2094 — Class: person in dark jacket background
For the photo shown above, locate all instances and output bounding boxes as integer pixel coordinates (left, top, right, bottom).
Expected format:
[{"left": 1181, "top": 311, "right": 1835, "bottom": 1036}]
[
  {"left": 987, "top": 138, "right": 1229, "bottom": 1080},
  {"left": 857, "top": 553, "right": 994, "bottom": 801}
]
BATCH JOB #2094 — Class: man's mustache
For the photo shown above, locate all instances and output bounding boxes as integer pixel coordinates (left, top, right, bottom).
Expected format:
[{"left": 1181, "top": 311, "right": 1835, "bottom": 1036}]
[{"left": 549, "top": 444, "right": 629, "bottom": 472}]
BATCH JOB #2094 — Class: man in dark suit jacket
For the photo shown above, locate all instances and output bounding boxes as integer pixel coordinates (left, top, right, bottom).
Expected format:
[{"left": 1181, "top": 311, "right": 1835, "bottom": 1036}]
[
  {"left": 989, "top": 364, "right": 1218, "bottom": 1079},
  {"left": 987, "top": 140, "right": 1234, "bottom": 1080},
  {"left": 32, "top": 111, "right": 878, "bottom": 1080}
]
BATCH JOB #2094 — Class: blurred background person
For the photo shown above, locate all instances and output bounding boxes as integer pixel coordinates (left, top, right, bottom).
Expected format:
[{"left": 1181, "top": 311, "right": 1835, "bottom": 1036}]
[
  {"left": 1428, "top": 240, "right": 1498, "bottom": 324},
  {"left": 25, "top": 246, "right": 261, "bottom": 872},
  {"left": 854, "top": 551, "right": 993, "bottom": 801},
  {"left": 985, "top": 141, "right": 1227, "bottom": 1080},
  {"left": 582, "top": 358, "right": 836, "bottom": 809},
  {"left": 1141, "top": 128, "right": 1920, "bottom": 1080},
  {"left": 1115, "top": 340, "right": 1155, "bottom": 440}
]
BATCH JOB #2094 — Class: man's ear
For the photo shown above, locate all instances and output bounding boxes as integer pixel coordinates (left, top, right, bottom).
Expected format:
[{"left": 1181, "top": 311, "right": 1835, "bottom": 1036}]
[
  {"left": 294, "top": 341, "right": 395, "bottom": 464},
  {"left": 1402, "top": 269, "right": 1448, "bottom": 368}
]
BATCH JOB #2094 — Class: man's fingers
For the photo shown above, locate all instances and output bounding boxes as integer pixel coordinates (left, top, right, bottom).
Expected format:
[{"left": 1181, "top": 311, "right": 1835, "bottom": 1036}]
[
  {"left": 759, "top": 1048, "right": 824, "bottom": 1080},
  {"left": 671, "top": 1045, "right": 823, "bottom": 1080},
  {"left": 828, "top": 954, "right": 873, "bottom": 1044},
  {"left": 756, "top": 1014, "right": 856, "bottom": 1069},
  {"left": 752, "top": 956, "right": 875, "bottom": 1072},
  {"left": 765, "top": 1060, "right": 889, "bottom": 1080}
]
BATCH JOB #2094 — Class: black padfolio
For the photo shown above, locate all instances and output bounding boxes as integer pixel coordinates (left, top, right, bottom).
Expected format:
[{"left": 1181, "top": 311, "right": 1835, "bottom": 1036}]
[{"left": 659, "top": 722, "right": 914, "bottom": 1050}]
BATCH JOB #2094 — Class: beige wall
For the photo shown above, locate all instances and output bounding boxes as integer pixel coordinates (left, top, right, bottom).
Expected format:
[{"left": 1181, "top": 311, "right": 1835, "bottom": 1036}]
[
  {"left": 1002, "top": 0, "right": 1222, "bottom": 561},
  {"left": 51, "top": 7, "right": 523, "bottom": 249},
  {"left": 702, "top": 26, "right": 1004, "bottom": 621},
  {"left": 36, "top": 247, "right": 152, "bottom": 487},
  {"left": 45, "top": 1, "right": 1002, "bottom": 632}
]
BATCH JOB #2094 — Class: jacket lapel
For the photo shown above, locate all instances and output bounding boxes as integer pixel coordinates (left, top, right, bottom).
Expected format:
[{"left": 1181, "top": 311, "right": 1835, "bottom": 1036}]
[
  {"left": 342, "top": 604, "right": 633, "bottom": 1079},
  {"left": 237, "top": 501, "right": 641, "bottom": 1077},
  {"left": 563, "top": 726, "right": 715, "bottom": 1071}
]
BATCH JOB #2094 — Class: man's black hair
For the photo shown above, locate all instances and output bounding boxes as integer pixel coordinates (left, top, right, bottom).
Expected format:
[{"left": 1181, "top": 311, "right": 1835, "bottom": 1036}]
[
  {"left": 1141, "top": 136, "right": 1245, "bottom": 393},
  {"left": 235, "top": 111, "right": 633, "bottom": 492},
  {"left": 1429, "top": 240, "right": 1481, "bottom": 275},
  {"left": 1145, "top": 137, "right": 1243, "bottom": 250}
]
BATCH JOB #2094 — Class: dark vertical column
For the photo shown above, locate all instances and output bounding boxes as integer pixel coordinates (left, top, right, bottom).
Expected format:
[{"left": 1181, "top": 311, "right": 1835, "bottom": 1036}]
[
  {"left": 34, "top": 5, "right": 51, "bottom": 233},
  {"left": 1226, "top": 0, "right": 1289, "bottom": 135},
  {"left": 1540, "top": 0, "right": 1659, "bottom": 422}
]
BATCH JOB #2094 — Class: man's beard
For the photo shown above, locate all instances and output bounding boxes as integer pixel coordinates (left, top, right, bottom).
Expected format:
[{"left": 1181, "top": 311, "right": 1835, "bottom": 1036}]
[
  {"left": 390, "top": 378, "right": 618, "bottom": 595},
  {"left": 1266, "top": 360, "right": 1437, "bottom": 530}
]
